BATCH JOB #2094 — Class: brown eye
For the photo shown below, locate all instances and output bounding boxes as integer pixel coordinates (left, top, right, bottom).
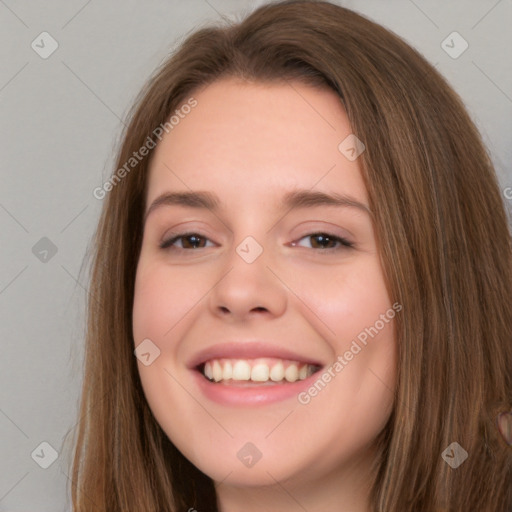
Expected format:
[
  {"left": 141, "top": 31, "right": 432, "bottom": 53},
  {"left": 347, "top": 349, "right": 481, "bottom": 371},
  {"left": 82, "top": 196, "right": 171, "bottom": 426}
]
[
  {"left": 293, "top": 233, "right": 353, "bottom": 250},
  {"left": 160, "top": 232, "right": 213, "bottom": 250}
]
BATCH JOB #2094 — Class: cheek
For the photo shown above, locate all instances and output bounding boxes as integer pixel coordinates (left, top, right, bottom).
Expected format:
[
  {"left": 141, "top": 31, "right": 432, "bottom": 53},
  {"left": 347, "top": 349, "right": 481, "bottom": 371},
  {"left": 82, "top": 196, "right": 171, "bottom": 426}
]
[
  {"left": 132, "top": 280, "right": 165, "bottom": 346},
  {"left": 134, "top": 362, "right": 212, "bottom": 471},
  {"left": 132, "top": 264, "right": 211, "bottom": 463},
  {"left": 290, "top": 257, "right": 397, "bottom": 426},
  {"left": 132, "top": 261, "right": 204, "bottom": 343},
  {"left": 289, "top": 256, "right": 393, "bottom": 342}
]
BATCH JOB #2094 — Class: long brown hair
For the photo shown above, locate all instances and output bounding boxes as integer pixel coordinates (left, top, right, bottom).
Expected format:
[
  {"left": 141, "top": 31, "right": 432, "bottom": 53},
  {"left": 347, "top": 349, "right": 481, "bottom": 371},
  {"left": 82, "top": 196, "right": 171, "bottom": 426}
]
[{"left": 69, "top": 1, "right": 512, "bottom": 510}]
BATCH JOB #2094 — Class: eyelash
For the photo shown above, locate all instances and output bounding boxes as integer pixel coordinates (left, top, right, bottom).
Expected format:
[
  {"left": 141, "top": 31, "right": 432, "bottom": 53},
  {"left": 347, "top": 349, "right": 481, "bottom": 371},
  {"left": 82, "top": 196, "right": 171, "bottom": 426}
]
[{"left": 159, "top": 231, "right": 354, "bottom": 252}]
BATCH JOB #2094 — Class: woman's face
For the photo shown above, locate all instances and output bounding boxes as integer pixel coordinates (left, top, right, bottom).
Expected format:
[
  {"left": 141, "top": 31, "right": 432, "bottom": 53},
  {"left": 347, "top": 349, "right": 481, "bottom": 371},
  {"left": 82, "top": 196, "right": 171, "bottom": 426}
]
[{"left": 132, "top": 77, "right": 397, "bottom": 491}]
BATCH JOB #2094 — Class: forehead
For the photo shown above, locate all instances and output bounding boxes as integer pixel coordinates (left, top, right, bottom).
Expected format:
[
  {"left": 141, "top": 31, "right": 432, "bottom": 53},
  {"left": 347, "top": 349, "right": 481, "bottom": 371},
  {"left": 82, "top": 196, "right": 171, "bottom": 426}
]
[{"left": 145, "top": 77, "right": 368, "bottom": 209}]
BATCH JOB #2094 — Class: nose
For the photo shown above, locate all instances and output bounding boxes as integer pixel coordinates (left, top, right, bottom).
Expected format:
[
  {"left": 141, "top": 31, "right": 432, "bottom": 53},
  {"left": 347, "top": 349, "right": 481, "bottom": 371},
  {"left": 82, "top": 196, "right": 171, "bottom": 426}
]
[{"left": 208, "top": 239, "right": 288, "bottom": 323}]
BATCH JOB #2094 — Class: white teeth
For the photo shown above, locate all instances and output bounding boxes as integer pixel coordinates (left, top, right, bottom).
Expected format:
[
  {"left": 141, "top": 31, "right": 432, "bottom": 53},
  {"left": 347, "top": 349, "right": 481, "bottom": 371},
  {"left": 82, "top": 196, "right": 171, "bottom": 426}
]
[
  {"left": 204, "top": 361, "right": 213, "bottom": 380},
  {"left": 284, "top": 364, "right": 299, "bottom": 382},
  {"left": 212, "top": 360, "right": 223, "bottom": 382},
  {"left": 223, "top": 361, "right": 233, "bottom": 380},
  {"left": 269, "top": 361, "right": 284, "bottom": 381},
  {"left": 251, "top": 363, "right": 270, "bottom": 382},
  {"left": 201, "top": 358, "right": 318, "bottom": 384},
  {"left": 232, "top": 360, "right": 251, "bottom": 380}
]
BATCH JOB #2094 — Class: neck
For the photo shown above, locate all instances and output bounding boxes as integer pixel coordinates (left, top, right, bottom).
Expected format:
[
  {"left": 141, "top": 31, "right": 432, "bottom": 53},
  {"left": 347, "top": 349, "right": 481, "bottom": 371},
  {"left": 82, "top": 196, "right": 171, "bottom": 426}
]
[{"left": 215, "top": 444, "right": 377, "bottom": 512}]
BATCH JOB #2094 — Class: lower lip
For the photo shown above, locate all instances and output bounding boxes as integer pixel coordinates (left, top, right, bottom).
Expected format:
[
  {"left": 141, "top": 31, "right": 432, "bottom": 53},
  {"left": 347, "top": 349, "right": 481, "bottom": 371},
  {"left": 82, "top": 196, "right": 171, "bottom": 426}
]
[{"left": 191, "top": 369, "right": 321, "bottom": 406}]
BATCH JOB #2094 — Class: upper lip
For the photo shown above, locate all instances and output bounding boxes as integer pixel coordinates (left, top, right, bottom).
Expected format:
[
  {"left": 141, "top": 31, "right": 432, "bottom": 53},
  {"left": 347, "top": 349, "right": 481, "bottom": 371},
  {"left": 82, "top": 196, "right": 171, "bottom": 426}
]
[{"left": 186, "top": 341, "right": 326, "bottom": 370}]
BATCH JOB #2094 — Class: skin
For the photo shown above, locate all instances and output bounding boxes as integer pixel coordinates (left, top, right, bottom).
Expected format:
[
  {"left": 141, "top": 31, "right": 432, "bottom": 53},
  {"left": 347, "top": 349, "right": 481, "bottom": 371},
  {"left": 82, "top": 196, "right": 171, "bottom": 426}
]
[{"left": 132, "top": 77, "right": 397, "bottom": 512}]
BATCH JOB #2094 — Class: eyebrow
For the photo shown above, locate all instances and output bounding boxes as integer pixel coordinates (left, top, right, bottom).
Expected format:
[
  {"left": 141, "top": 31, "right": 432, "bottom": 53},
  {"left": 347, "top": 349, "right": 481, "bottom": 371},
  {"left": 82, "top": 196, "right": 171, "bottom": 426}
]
[{"left": 144, "top": 188, "right": 371, "bottom": 224}]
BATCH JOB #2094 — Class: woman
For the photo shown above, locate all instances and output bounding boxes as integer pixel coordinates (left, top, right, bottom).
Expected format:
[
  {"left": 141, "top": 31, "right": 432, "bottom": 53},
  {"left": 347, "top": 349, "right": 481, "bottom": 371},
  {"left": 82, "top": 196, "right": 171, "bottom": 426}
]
[{"left": 71, "top": 1, "right": 512, "bottom": 510}]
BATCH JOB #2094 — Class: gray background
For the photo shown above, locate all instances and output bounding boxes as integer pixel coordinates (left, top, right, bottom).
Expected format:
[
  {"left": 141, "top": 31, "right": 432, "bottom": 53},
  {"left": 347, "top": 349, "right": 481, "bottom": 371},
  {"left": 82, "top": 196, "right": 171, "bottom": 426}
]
[{"left": 1, "top": 0, "right": 511, "bottom": 510}]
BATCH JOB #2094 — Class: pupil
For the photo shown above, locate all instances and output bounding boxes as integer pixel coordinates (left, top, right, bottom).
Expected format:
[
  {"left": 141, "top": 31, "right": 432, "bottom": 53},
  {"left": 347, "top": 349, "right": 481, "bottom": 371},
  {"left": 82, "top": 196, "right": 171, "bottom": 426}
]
[
  {"left": 314, "top": 234, "right": 332, "bottom": 248},
  {"left": 185, "top": 235, "right": 202, "bottom": 248}
]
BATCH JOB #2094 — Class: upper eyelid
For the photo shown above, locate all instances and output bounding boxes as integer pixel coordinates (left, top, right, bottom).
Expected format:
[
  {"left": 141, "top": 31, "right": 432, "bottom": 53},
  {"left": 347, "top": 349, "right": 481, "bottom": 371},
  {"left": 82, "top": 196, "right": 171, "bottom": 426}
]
[{"left": 161, "top": 220, "right": 353, "bottom": 240}]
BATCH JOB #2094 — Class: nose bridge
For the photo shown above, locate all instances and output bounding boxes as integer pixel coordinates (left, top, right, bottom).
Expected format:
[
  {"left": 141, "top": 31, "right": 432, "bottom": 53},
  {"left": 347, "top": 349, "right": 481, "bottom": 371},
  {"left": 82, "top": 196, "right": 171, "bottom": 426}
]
[
  {"left": 227, "top": 231, "right": 272, "bottom": 295},
  {"left": 234, "top": 233, "right": 266, "bottom": 266},
  {"left": 208, "top": 229, "right": 287, "bottom": 319},
  {"left": 224, "top": 205, "right": 272, "bottom": 269}
]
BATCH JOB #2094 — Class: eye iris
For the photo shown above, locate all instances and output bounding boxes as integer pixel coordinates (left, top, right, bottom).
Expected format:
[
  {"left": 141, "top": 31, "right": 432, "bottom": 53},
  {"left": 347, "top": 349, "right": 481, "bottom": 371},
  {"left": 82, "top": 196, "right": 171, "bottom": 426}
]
[
  {"left": 182, "top": 234, "right": 205, "bottom": 249},
  {"left": 311, "top": 234, "right": 336, "bottom": 249}
]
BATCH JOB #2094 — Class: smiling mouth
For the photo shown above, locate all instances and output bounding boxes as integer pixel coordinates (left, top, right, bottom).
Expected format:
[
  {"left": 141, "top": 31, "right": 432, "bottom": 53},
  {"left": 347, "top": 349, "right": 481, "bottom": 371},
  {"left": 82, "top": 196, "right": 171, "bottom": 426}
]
[{"left": 197, "top": 357, "right": 323, "bottom": 385}]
